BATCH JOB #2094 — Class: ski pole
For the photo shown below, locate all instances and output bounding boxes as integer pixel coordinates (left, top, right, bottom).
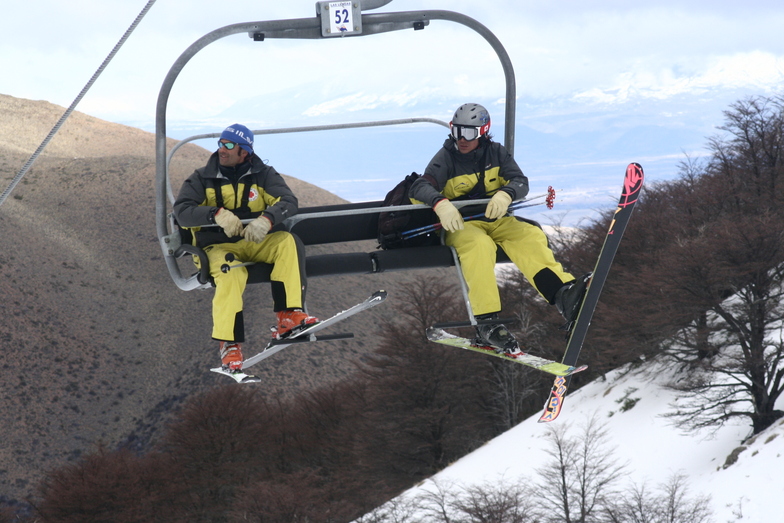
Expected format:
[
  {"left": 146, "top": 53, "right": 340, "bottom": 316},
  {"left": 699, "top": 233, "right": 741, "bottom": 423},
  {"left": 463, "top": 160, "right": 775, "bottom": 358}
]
[
  {"left": 401, "top": 187, "right": 556, "bottom": 240},
  {"left": 399, "top": 195, "right": 541, "bottom": 239},
  {"left": 400, "top": 200, "right": 535, "bottom": 240}
]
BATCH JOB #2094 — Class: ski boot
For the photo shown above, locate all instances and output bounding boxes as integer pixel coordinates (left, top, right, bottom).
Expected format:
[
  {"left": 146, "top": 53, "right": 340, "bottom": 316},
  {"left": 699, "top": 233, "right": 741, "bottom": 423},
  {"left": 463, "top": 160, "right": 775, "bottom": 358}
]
[
  {"left": 219, "top": 341, "right": 244, "bottom": 372},
  {"left": 474, "top": 314, "right": 522, "bottom": 356},
  {"left": 555, "top": 272, "right": 592, "bottom": 327},
  {"left": 273, "top": 309, "right": 319, "bottom": 339}
]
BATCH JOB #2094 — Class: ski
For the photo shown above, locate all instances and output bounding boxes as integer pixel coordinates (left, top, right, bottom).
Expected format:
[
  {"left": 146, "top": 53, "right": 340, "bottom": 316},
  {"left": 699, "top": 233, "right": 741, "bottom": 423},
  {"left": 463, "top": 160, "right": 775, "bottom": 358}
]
[
  {"left": 210, "top": 368, "right": 263, "bottom": 384},
  {"left": 426, "top": 327, "right": 588, "bottom": 377},
  {"left": 539, "top": 162, "right": 644, "bottom": 422},
  {"left": 210, "top": 290, "right": 388, "bottom": 382}
]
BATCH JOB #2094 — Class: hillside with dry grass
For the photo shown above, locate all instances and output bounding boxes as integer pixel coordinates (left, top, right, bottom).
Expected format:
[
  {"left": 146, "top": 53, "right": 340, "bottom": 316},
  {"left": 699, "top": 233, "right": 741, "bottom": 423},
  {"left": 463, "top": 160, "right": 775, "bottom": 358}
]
[{"left": 0, "top": 93, "right": 441, "bottom": 507}]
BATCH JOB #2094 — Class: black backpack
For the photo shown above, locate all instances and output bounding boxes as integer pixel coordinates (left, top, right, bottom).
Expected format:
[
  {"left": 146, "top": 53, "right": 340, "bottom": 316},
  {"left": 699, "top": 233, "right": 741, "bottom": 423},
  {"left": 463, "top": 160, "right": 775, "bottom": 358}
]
[{"left": 377, "top": 172, "right": 441, "bottom": 250}]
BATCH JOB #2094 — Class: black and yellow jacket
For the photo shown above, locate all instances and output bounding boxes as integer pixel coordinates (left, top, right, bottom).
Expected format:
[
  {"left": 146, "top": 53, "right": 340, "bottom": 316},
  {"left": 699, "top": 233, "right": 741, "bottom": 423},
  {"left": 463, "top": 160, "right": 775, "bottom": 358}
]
[
  {"left": 173, "top": 152, "right": 297, "bottom": 247},
  {"left": 409, "top": 137, "right": 529, "bottom": 216}
]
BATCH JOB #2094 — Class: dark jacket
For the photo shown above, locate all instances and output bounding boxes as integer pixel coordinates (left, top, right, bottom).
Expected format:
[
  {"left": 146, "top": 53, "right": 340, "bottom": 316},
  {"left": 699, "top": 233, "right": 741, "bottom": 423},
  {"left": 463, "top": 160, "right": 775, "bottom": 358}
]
[
  {"left": 409, "top": 138, "right": 529, "bottom": 216},
  {"left": 173, "top": 152, "right": 297, "bottom": 247}
]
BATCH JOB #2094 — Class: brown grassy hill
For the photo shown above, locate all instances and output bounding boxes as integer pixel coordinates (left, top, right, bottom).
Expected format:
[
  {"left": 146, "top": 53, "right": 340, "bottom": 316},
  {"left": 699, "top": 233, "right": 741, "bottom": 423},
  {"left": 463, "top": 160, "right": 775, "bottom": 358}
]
[{"left": 0, "top": 94, "right": 451, "bottom": 507}]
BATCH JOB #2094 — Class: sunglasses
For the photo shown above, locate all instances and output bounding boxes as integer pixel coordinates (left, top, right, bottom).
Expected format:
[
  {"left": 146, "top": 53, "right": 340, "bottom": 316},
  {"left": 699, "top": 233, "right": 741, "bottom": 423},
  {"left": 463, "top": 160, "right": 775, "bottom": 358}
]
[
  {"left": 450, "top": 125, "right": 482, "bottom": 141},
  {"left": 217, "top": 140, "right": 238, "bottom": 150}
]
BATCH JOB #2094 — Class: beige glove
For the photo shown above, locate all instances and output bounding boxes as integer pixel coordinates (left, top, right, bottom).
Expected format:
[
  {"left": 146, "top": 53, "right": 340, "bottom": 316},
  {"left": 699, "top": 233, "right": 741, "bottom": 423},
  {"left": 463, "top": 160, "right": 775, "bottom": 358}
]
[
  {"left": 485, "top": 191, "right": 512, "bottom": 220},
  {"left": 214, "top": 208, "right": 244, "bottom": 237},
  {"left": 243, "top": 215, "right": 273, "bottom": 243},
  {"left": 434, "top": 199, "right": 464, "bottom": 233}
]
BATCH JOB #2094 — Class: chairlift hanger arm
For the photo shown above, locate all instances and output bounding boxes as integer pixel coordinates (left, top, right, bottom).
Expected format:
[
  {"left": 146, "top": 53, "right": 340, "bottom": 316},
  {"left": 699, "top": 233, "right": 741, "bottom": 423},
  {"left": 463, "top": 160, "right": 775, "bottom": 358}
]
[
  {"left": 246, "top": 10, "right": 515, "bottom": 151},
  {"left": 156, "top": 8, "right": 514, "bottom": 232},
  {"left": 156, "top": 9, "right": 515, "bottom": 165},
  {"left": 155, "top": 5, "right": 518, "bottom": 291}
]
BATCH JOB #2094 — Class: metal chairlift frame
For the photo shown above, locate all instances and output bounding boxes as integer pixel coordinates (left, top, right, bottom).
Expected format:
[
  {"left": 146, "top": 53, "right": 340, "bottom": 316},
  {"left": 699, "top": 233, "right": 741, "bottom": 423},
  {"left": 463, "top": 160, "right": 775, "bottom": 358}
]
[{"left": 155, "top": 1, "right": 518, "bottom": 323}]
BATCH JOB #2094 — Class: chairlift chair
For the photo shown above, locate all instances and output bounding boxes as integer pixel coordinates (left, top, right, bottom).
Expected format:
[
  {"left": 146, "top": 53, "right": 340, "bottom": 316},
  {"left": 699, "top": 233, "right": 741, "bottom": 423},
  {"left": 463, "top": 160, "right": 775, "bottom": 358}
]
[{"left": 155, "top": 1, "right": 519, "bottom": 325}]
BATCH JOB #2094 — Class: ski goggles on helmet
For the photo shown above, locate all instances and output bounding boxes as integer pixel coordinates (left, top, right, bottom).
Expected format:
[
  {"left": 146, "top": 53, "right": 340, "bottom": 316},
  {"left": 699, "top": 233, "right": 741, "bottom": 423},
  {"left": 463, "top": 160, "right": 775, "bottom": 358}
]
[
  {"left": 450, "top": 124, "right": 482, "bottom": 142},
  {"left": 217, "top": 140, "right": 238, "bottom": 150}
]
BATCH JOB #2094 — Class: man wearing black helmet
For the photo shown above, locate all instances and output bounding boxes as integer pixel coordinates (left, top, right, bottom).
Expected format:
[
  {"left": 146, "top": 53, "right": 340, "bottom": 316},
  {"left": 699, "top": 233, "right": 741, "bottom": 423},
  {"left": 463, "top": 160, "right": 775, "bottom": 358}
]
[
  {"left": 409, "top": 103, "right": 588, "bottom": 354},
  {"left": 174, "top": 123, "right": 319, "bottom": 372}
]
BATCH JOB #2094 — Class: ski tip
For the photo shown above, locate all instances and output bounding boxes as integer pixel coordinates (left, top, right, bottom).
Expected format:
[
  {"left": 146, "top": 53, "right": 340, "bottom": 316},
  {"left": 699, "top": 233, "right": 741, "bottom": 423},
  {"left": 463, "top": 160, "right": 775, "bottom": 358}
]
[
  {"left": 538, "top": 401, "right": 564, "bottom": 423},
  {"left": 569, "top": 364, "right": 588, "bottom": 375},
  {"left": 425, "top": 326, "right": 448, "bottom": 341},
  {"left": 623, "top": 163, "right": 645, "bottom": 199},
  {"left": 210, "top": 367, "right": 262, "bottom": 384},
  {"left": 538, "top": 375, "right": 568, "bottom": 423}
]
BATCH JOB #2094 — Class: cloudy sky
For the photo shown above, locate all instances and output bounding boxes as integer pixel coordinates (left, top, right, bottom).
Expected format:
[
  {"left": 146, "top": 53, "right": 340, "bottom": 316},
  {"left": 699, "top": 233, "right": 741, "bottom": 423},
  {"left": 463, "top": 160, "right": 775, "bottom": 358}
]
[
  {"left": 2, "top": 0, "right": 783, "bottom": 221},
  {"left": 3, "top": 0, "right": 781, "bottom": 124}
]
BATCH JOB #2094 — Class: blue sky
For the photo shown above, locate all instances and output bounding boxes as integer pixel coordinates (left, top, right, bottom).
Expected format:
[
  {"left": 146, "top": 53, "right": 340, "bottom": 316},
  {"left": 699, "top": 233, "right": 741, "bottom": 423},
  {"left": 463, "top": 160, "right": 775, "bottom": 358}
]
[{"left": 2, "top": 0, "right": 783, "bottom": 224}]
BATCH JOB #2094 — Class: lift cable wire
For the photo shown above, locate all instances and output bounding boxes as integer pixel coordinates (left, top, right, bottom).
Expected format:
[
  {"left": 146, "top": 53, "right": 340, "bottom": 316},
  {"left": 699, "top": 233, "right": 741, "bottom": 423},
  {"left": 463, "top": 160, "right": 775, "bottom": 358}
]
[{"left": 0, "top": 0, "right": 157, "bottom": 208}]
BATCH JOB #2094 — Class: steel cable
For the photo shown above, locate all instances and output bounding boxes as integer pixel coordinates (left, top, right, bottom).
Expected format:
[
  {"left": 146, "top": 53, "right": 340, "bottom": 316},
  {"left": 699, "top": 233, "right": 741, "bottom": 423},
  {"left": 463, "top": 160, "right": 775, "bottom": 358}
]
[{"left": 0, "top": 0, "right": 157, "bottom": 207}]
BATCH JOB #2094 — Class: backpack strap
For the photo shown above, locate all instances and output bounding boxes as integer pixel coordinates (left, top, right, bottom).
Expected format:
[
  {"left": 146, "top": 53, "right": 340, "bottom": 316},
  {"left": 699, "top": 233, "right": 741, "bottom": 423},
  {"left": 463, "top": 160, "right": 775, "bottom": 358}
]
[
  {"left": 203, "top": 177, "right": 256, "bottom": 219},
  {"left": 204, "top": 177, "right": 225, "bottom": 209}
]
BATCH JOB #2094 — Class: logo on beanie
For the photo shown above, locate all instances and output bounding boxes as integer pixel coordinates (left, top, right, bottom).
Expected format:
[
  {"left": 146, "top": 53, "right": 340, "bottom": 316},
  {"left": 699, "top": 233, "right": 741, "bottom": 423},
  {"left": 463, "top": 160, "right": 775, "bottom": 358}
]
[
  {"left": 226, "top": 127, "right": 253, "bottom": 145},
  {"left": 226, "top": 127, "right": 252, "bottom": 145}
]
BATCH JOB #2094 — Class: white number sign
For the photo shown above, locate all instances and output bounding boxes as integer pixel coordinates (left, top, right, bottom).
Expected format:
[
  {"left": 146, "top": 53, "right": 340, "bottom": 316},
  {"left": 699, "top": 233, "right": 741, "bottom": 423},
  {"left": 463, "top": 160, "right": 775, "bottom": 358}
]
[{"left": 328, "top": 1, "right": 354, "bottom": 34}]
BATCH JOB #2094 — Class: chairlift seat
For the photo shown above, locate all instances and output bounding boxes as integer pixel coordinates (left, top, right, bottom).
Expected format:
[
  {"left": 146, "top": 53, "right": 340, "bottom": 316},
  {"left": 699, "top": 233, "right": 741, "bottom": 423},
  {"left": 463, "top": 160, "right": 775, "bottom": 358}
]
[{"left": 173, "top": 200, "right": 513, "bottom": 286}]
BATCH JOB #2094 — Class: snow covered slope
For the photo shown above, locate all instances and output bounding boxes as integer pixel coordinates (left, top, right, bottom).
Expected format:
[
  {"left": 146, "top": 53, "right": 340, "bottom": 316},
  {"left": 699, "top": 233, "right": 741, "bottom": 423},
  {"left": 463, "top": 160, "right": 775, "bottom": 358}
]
[{"left": 385, "top": 360, "right": 784, "bottom": 521}]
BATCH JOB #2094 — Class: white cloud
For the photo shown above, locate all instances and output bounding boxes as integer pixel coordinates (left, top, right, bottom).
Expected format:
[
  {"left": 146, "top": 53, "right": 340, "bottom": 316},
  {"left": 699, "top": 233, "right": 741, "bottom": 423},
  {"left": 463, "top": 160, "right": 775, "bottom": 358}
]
[
  {"left": 700, "top": 51, "right": 784, "bottom": 91},
  {"left": 3, "top": 0, "right": 783, "bottom": 228},
  {"left": 3, "top": 0, "right": 782, "bottom": 125},
  {"left": 571, "top": 51, "right": 784, "bottom": 106},
  {"left": 302, "top": 89, "right": 434, "bottom": 117}
]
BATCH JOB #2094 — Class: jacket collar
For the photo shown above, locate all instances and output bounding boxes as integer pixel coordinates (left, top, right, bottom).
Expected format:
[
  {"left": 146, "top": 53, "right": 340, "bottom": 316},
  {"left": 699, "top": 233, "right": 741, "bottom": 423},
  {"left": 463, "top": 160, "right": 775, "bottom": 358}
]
[
  {"left": 442, "top": 137, "right": 487, "bottom": 161},
  {"left": 203, "top": 152, "right": 260, "bottom": 179}
]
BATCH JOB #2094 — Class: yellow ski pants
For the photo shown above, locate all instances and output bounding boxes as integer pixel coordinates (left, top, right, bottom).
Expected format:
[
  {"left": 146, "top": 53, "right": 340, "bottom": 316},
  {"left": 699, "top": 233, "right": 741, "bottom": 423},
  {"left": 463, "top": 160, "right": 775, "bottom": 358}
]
[
  {"left": 200, "top": 231, "right": 304, "bottom": 341},
  {"left": 444, "top": 217, "right": 574, "bottom": 316}
]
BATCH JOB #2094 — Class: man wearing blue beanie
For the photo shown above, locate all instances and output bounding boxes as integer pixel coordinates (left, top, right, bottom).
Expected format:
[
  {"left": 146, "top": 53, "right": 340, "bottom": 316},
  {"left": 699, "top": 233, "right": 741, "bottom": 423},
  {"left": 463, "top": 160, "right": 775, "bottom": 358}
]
[{"left": 174, "top": 123, "right": 319, "bottom": 372}]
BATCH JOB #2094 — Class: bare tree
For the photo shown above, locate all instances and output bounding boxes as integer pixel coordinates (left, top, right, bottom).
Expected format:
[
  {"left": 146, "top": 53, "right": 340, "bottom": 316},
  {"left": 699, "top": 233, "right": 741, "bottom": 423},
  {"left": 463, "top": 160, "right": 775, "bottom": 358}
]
[
  {"left": 354, "top": 496, "right": 421, "bottom": 523},
  {"left": 356, "top": 275, "right": 520, "bottom": 482},
  {"left": 565, "top": 95, "right": 784, "bottom": 437},
  {"left": 604, "top": 473, "right": 713, "bottom": 523},
  {"left": 415, "top": 480, "right": 458, "bottom": 523},
  {"left": 400, "top": 478, "right": 537, "bottom": 523},
  {"left": 34, "top": 446, "right": 177, "bottom": 522},
  {"left": 535, "top": 414, "right": 628, "bottom": 523},
  {"left": 658, "top": 96, "right": 784, "bottom": 435},
  {"left": 451, "top": 481, "right": 536, "bottom": 523}
]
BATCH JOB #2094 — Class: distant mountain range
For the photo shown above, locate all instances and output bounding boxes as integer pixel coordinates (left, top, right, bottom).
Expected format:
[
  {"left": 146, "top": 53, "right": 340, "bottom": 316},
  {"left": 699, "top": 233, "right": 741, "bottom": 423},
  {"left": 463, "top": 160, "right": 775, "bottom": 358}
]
[{"left": 127, "top": 83, "right": 768, "bottom": 226}]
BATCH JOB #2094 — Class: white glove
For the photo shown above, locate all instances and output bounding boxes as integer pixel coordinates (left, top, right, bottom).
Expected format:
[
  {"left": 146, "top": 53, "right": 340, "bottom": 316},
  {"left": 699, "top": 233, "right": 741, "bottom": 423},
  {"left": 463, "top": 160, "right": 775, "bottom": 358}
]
[
  {"left": 434, "top": 199, "right": 464, "bottom": 233},
  {"left": 243, "top": 215, "right": 273, "bottom": 243},
  {"left": 485, "top": 191, "right": 512, "bottom": 220},
  {"left": 214, "top": 208, "right": 244, "bottom": 237}
]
